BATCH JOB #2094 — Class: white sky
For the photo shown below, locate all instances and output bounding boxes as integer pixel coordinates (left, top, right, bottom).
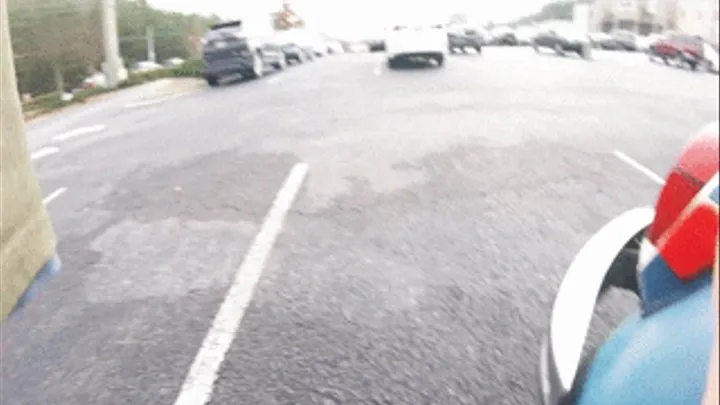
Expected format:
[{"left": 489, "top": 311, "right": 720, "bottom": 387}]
[{"left": 148, "top": 0, "right": 553, "bottom": 38}]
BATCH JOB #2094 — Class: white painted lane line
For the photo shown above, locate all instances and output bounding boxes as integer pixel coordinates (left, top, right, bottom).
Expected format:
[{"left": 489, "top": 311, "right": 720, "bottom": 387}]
[
  {"left": 613, "top": 150, "right": 666, "bottom": 185},
  {"left": 373, "top": 63, "right": 383, "bottom": 76},
  {"left": 53, "top": 124, "right": 106, "bottom": 142},
  {"left": 125, "top": 97, "right": 170, "bottom": 109},
  {"left": 31, "top": 146, "right": 59, "bottom": 161},
  {"left": 173, "top": 162, "right": 309, "bottom": 405},
  {"left": 43, "top": 187, "right": 67, "bottom": 205}
]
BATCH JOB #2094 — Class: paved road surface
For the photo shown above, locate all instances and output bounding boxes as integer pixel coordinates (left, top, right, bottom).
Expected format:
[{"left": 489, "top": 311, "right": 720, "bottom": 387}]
[{"left": 2, "top": 48, "right": 718, "bottom": 405}]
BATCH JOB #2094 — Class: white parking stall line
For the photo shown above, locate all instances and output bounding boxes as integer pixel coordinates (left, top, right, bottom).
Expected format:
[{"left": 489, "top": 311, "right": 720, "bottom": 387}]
[
  {"left": 266, "top": 76, "right": 283, "bottom": 85},
  {"left": 53, "top": 124, "right": 106, "bottom": 142},
  {"left": 613, "top": 150, "right": 666, "bottom": 185},
  {"left": 31, "top": 146, "right": 60, "bottom": 161},
  {"left": 173, "top": 162, "right": 309, "bottom": 405},
  {"left": 43, "top": 187, "right": 68, "bottom": 205}
]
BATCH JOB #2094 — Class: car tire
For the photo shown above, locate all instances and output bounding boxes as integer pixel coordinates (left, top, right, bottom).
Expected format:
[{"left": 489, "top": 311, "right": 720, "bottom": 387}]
[
  {"left": 579, "top": 44, "right": 592, "bottom": 60},
  {"left": 246, "top": 53, "right": 264, "bottom": 79},
  {"left": 554, "top": 43, "right": 565, "bottom": 56},
  {"left": 475, "top": 45, "right": 482, "bottom": 54},
  {"left": 532, "top": 42, "right": 540, "bottom": 53},
  {"left": 387, "top": 57, "right": 399, "bottom": 69},
  {"left": 206, "top": 75, "right": 219, "bottom": 87},
  {"left": 272, "top": 56, "right": 286, "bottom": 71},
  {"left": 435, "top": 54, "right": 445, "bottom": 67}
]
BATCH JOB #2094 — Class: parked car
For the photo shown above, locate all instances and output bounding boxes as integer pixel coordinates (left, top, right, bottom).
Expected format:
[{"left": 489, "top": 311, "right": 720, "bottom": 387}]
[
  {"left": 325, "top": 40, "right": 344, "bottom": 54},
  {"left": 532, "top": 26, "right": 592, "bottom": 59},
  {"left": 491, "top": 27, "right": 518, "bottom": 46},
  {"left": 385, "top": 22, "right": 447, "bottom": 69},
  {"left": 650, "top": 33, "right": 712, "bottom": 71},
  {"left": 275, "top": 30, "right": 316, "bottom": 64},
  {"left": 703, "top": 42, "right": 719, "bottom": 73},
  {"left": 539, "top": 122, "right": 719, "bottom": 405},
  {"left": 636, "top": 33, "right": 665, "bottom": 53},
  {"left": 202, "top": 20, "right": 286, "bottom": 86},
  {"left": 367, "top": 38, "right": 386, "bottom": 52},
  {"left": 610, "top": 29, "right": 638, "bottom": 51},
  {"left": 588, "top": 32, "right": 620, "bottom": 50},
  {"left": 447, "top": 24, "right": 484, "bottom": 54},
  {"left": 514, "top": 26, "right": 537, "bottom": 46}
]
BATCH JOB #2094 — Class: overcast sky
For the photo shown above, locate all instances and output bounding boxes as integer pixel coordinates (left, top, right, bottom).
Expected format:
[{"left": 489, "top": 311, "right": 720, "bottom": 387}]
[{"left": 148, "top": 0, "right": 553, "bottom": 38}]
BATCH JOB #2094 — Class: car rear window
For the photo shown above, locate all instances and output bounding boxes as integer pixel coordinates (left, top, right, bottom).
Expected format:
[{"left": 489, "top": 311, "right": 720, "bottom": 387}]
[
  {"left": 669, "top": 34, "right": 702, "bottom": 48},
  {"left": 204, "top": 28, "right": 248, "bottom": 51}
]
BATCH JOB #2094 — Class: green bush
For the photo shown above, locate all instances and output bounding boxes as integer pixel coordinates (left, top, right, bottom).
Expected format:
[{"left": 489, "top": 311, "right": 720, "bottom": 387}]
[
  {"left": 23, "top": 63, "right": 203, "bottom": 119},
  {"left": 23, "top": 92, "right": 67, "bottom": 113},
  {"left": 73, "top": 86, "right": 111, "bottom": 103},
  {"left": 171, "top": 59, "right": 203, "bottom": 78}
]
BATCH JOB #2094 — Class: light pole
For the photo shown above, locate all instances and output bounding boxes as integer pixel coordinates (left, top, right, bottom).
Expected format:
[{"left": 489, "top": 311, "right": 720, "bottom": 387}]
[{"left": 102, "top": 0, "right": 123, "bottom": 88}]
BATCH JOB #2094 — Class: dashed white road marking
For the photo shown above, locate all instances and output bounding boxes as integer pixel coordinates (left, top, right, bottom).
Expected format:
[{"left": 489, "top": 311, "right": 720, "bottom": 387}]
[
  {"left": 125, "top": 91, "right": 196, "bottom": 108},
  {"left": 125, "top": 97, "right": 170, "bottom": 109},
  {"left": 173, "top": 162, "right": 309, "bottom": 405},
  {"left": 43, "top": 187, "right": 67, "bottom": 205},
  {"left": 31, "top": 146, "right": 60, "bottom": 161},
  {"left": 53, "top": 124, "right": 106, "bottom": 142},
  {"left": 613, "top": 150, "right": 666, "bottom": 185}
]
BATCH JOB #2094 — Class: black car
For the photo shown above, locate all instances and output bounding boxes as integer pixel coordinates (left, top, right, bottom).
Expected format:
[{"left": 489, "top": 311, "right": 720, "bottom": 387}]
[
  {"left": 202, "top": 21, "right": 286, "bottom": 87},
  {"left": 532, "top": 27, "right": 591, "bottom": 59},
  {"left": 492, "top": 31, "right": 518, "bottom": 46},
  {"left": 447, "top": 25, "right": 484, "bottom": 53},
  {"left": 367, "top": 39, "right": 386, "bottom": 52}
]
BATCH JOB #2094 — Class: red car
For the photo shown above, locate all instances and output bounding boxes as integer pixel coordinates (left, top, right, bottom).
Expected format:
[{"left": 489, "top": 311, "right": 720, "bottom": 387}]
[{"left": 649, "top": 33, "right": 706, "bottom": 70}]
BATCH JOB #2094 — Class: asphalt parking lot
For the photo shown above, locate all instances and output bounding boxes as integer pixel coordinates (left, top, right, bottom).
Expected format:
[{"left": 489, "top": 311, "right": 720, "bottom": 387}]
[{"left": 2, "top": 47, "right": 719, "bottom": 405}]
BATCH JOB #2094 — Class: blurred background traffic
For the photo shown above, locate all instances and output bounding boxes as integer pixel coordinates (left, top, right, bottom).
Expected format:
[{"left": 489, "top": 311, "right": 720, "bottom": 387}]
[{"left": 8, "top": 0, "right": 719, "bottom": 113}]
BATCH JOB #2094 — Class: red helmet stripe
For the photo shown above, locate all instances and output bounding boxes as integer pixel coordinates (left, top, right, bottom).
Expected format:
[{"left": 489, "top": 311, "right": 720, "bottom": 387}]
[{"left": 656, "top": 201, "right": 719, "bottom": 281}]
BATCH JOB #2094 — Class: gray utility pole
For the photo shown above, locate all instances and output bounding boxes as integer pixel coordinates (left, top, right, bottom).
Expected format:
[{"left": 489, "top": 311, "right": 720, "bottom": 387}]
[
  {"left": 146, "top": 25, "right": 156, "bottom": 62},
  {"left": 102, "top": 0, "right": 123, "bottom": 88}
]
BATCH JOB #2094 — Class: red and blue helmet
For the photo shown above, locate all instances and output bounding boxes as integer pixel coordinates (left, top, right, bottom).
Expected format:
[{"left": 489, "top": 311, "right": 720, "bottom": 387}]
[{"left": 638, "top": 122, "right": 719, "bottom": 313}]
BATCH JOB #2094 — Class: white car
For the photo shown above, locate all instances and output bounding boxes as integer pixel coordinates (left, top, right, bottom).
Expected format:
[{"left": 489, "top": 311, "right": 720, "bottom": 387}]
[{"left": 385, "top": 23, "right": 447, "bottom": 69}]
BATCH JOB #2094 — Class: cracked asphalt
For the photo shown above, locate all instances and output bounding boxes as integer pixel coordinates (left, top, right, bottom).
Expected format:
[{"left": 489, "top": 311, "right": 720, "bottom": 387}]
[{"left": 1, "top": 48, "right": 718, "bottom": 405}]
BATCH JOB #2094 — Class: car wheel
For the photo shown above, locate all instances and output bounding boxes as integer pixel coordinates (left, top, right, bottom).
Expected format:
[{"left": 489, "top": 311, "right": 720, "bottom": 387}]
[
  {"left": 387, "top": 57, "right": 399, "bottom": 69},
  {"left": 435, "top": 54, "right": 445, "bottom": 67},
  {"left": 273, "top": 56, "right": 286, "bottom": 71},
  {"left": 553, "top": 43, "right": 565, "bottom": 56},
  {"left": 662, "top": 56, "right": 669, "bottom": 65},
  {"left": 206, "top": 75, "right": 219, "bottom": 87},
  {"left": 475, "top": 45, "right": 482, "bottom": 54},
  {"left": 532, "top": 42, "right": 540, "bottom": 53},
  {"left": 579, "top": 44, "right": 592, "bottom": 60},
  {"left": 246, "top": 53, "right": 264, "bottom": 79}
]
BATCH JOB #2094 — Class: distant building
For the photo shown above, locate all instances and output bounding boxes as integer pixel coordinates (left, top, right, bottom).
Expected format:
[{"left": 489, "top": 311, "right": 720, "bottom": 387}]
[
  {"left": 589, "top": 0, "right": 719, "bottom": 44},
  {"left": 675, "top": 0, "right": 719, "bottom": 45}
]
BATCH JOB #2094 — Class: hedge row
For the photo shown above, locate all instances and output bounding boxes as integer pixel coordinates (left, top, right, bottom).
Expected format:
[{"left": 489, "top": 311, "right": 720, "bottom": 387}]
[{"left": 23, "top": 59, "right": 204, "bottom": 118}]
